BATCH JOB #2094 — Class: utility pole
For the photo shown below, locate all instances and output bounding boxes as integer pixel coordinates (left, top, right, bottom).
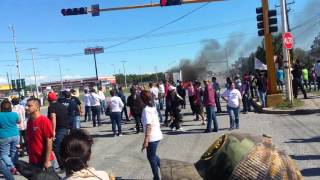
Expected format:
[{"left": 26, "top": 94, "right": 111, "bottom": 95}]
[
  {"left": 28, "top": 48, "right": 39, "bottom": 98},
  {"left": 57, "top": 59, "right": 64, "bottom": 90},
  {"left": 9, "top": 25, "right": 23, "bottom": 96},
  {"left": 280, "top": 0, "right": 293, "bottom": 103},
  {"left": 121, "top": 60, "right": 127, "bottom": 89},
  {"left": 93, "top": 52, "right": 100, "bottom": 88}
]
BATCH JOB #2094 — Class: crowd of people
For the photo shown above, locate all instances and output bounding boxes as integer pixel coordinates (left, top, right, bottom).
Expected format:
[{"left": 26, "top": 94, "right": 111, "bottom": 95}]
[{"left": 1, "top": 59, "right": 318, "bottom": 179}]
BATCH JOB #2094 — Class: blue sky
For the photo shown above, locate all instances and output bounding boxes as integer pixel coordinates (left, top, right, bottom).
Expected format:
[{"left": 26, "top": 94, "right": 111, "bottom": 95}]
[{"left": 0, "top": 0, "right": 318, "bottom": 84}]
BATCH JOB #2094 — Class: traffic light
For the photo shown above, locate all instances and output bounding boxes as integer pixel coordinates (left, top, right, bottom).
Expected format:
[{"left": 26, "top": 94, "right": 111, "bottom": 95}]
[
  {"left": 268, "top": 9, "right": 278, "bottom": 33},
  {"left": 160, "top": 0, "right": 182, "bottom": 6},
  {"left": 256, "top": 7, "right": 278, "bottom": 36},
  {"left": 256, "top": 7, "right": 264, "bottom": 36},
  {"left": 91, "top": 4, "right": 100, "bottom": 17},
  {"left": 61, "top": 7, "right": 88, "bottom": 16}
]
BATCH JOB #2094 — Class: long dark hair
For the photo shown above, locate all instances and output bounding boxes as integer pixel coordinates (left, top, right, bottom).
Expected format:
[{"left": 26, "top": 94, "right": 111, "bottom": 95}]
[
  {"left": 140, "top": 90, "right": 154, "bottom": 107},
  {"left": 59, "top": 129, "right": 94, "bottom": 176},
  {"left": 0, "top": 99, "right": 12, "bottom": 112}
]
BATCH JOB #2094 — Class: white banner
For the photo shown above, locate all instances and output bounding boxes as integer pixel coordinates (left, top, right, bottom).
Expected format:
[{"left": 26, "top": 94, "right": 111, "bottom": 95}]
[{"left": 254, "top": 57, "right": 267, "bottom": 70}]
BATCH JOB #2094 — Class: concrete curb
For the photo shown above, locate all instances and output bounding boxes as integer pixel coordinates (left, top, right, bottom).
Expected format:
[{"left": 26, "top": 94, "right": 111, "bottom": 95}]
[{"left": 251, "top": 99, "right": 320, "bottom": 115}]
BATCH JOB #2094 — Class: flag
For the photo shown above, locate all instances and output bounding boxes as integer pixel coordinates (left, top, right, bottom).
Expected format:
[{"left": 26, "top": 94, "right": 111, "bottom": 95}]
[{"left": 254, "top": 58, "right": 267, "bottom": 70}]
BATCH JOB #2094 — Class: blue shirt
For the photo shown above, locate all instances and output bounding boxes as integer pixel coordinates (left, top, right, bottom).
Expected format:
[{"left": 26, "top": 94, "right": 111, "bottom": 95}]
[
  {"left": 0, "top": 112, "right": 19, "bottom": 138},
  {"left": 276, "top": 69, "right": 284, "bottom": 81}
]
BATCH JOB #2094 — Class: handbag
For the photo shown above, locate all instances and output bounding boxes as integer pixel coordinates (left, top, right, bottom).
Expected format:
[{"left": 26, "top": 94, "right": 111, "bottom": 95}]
[{"left": 16, "top": 160, "right": 61, "bottom": 180}]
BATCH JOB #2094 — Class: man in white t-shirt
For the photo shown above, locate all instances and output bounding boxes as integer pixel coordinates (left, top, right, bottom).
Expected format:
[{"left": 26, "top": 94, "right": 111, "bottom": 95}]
[
  {"left": 149, "top": 83, "right": 163, "bottom": 123},
  {"left": 222, "top": 82, "right": 242, "bottom": 130}
]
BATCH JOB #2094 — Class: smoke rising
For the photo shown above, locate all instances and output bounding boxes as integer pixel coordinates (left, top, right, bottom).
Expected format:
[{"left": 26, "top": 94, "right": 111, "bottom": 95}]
[{"left": 170, "top": 33, "right": 244, "bottom": 80}]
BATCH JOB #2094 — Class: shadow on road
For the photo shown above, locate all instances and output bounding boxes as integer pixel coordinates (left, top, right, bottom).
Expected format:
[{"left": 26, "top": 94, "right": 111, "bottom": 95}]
[
  {"left": 285, "top": 136, "right": 320, "bottom": 143},
  {"left": 300, "top": 168, "right": 320, "bottom": 177},
  {"left": 290, "top": 155, "right": 320, "bottom": 161}
]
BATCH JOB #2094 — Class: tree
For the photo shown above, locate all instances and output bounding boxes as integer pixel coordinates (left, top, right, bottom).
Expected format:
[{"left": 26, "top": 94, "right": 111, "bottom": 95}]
[{"left": 311, "top": 33, "right": 320, "bottom": 59}]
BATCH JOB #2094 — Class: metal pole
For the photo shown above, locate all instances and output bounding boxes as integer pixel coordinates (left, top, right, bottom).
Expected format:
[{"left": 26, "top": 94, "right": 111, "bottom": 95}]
[
  {"left": 93, "top": 52, "right": 100, "bottom": 88},
  {"left": 9, "top": 25, "right": 22, "bottom": 96},
  {"left": 29, "top": 48, "right": 39, "bottom": 98},
  {"left": 121, "top": 61, "right": 127, "bottom": 89},
  {"left": 58, "top": 59, "right": 64, "bottom": 90},
  {"left": 280, "top": 0, "right": 293, "bottom": 103},
  {"left": 6, "top": 72, "right": 11, "bottom": 91}
]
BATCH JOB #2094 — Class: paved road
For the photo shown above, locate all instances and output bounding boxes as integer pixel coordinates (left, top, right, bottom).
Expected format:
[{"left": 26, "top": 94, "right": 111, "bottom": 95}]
[{"left": 16, "top": 103, "right": 320, "bottom": 179}]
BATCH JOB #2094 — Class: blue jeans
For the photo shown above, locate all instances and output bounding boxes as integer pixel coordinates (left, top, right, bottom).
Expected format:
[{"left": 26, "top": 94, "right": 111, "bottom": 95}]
[
  {"left": 100, "top": 100, "right": 106, "bottom": 114},
  {"left": 227, "top": 106, "right": 240, "bottom": 129},
  {"left": 205, "top": 106, "right": 218, "bottom": 132},
  {"left": 0, "top": 160, "right": 14, "bottom": 180},
  {"left": 54, "top": 128, "right": 69, "bottom": 167},
  {"left": 155, "top": 102, "right": 163, "bottom": 123},
  {"left": 111, "top": 112, "right": 122, "bottom": 135},
  {"left": 147, "top": 141, "right": 160, "bottom": 180},
  {"left": 0, "top": 136, "right": 19, "bottom": 169},
  {"left": 91, "top": 106, "right": 101, "bottom": 127},
  {"left": 84, "top": 106, "right": 92, "bottom": 121},
  {"left": 73, "top": 116, "right": 81, "bottom": 129},
  {"left": 258, "top": 90, "right": 266, "bottom": 108}
]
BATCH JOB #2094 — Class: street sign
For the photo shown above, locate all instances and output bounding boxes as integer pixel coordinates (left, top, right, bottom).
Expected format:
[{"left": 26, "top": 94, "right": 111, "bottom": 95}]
[
  {"left": 283, "top": 32, "right": 294, "bottom": 50},
  {"left": 84, "top": 46, "right": 104, "bottom": 55}
]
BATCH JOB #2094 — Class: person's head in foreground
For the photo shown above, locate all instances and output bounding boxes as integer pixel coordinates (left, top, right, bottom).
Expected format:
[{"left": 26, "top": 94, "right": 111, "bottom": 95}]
[
  {"left": 60, "top": 129, "right": 114, "bottom": 180},
  {"left": 160, "top": 133, "right": 302, "bottom": 180}
]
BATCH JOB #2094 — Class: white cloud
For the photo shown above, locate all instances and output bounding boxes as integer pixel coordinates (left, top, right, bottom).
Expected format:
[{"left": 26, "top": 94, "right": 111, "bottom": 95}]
[{"left": 0, "top": 77, "right": 8, "bottom": 84}]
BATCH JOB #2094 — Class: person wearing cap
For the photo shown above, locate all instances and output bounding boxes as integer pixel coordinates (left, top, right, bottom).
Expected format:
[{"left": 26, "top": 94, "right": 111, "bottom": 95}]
[
  {"left": 47, "top": 91, "right": 69, "bottom": 170},
  {"left": 83, "top": 89, "right": 91, "bottom": 122},
  {"left": 222, "top": 82, "right": 242, "bottom": 130},
  {"left": 149, "top": 83, "right": 163, "bottom": 124},
  {"left": 168, "top": 86, "right": 184, "bottom": 131},
  {"left": 160, "top": 133, "right": 303, "bottom": 180},
  {"left": 89, "top": 88, "right": 104, "bottom": 127},
  {"left": 140, "top": 90, "right": 163, "bottom": 180},
  {"left": 127, "top": 86, "right": 144, "bottom": 133},
  {"left": 203, "top": 80, "right": 218, "bottom": 133}
]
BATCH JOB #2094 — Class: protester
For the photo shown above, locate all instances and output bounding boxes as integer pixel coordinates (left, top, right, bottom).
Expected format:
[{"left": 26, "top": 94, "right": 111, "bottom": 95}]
[
  {"left": 70, "top": 89, "right": 82, "bottom": 129},
  {"left": 25, "top": 98, "right": 55, "bottom": 169},
  {"left": 89, "top": 88, "right": 104, "bottom": 127},
  {"left": 193, "top": 81, "right": 205, "bottom": 125},
  {"left": 203, "top": 80, "right": 218, "bottom": 133},
  {"left": 302, "top": 66, "right": 309, "bottom": 90},
  {"left": 109, "top": 90, "right": 124, "bottom": 136},
  {"left": 187, "top": 81, "right": 195, "bottom": 115},
  {"left": 176, "top": 81, "right": 186, "bottom": 109},
  {"left": 257, "top": 72, "right": 268, "bottom": 108},
  {"left": 60, "top": 129, "right": 113, "bottom": 180},
  {"left": 241, "top": 76, "right": 251, "bottom": 114},
  {"left": 47, "top": 92, "right": 69, "bottom": 169},
  {"left": 0, "top": 100, "right": 20, "bottom": 175},
  {"left": 127, "top": 87, "right": 144, "bottom": 133},
  {"left": 140, "top": 90, "right": 163, "bottom": 180},
  {"left": 292, "top": 61, "right": 307, "bottom": 99},
  {"left": 309, "top": 67, "right": 317, "bottom": 91},
  {"left": 158, "top": 81, "right": 165, "bottom": 110},
  {"left": 168, "top": 86, "right": 184, "bottom": 131},
  {"left": 11, "top": 97, "right": 27, "bottom": 157},
  {"left": 59, "top": 91, "right": 78, "bottom": 130},
  {"left": 117, "top": 87, "right": 130, "bottom": 122},
  {"left": 149, "top": 83, "right": 163, "bottom": 123},
  {"left": 83, "top": 89, "right": 92, "bottom": 122},
  {"left": 212, "top": 77, "right": 222, "bottom": 113},
  {"left": 276, "top": 67, "right": 284, "bottom": 91},
  {"left": 222, "top": 82, "right": 242, "bottom": 130},
  {"left": 234, "top": 75, "right": 242, "bottom": 90},
  {"left": 98, "top": 87, "right": 107, "bottom": 115},
  {"left": 225, "top": 77, "right": 232, "bottom": 90}
]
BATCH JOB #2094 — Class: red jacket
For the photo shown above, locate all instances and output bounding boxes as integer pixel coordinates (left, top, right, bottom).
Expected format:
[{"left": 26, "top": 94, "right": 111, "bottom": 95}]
[{"left": 203, "top": 84, "right": 216, "bottom": 107}]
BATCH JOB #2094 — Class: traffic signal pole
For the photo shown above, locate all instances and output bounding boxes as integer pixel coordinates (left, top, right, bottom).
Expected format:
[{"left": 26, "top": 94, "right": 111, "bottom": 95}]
[
  {"left": 87, "top": 0, "right": 223, "bottom": 12},
  {"left": 262, "top": 0, "right": 277, "bottom": 95},
  {"left": 280, "top": 0, "right": 293, "bottom": 104}
]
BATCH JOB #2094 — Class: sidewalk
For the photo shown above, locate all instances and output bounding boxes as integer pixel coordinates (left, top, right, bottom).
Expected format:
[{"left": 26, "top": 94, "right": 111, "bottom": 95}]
[{"left": 253, "top": 92, "right": 320, "bottom": 115}]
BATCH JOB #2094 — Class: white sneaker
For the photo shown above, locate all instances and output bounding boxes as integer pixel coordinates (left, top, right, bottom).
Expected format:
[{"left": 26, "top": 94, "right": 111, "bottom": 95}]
[
  {"left": 118, "top": 134, "right": 123, "bottom": 137},
  {"left": 176, "top": 128, "right": 184, "bottom": 131},
  {"left": 171, "top": 127, "right": 176, "bottom": 131}
]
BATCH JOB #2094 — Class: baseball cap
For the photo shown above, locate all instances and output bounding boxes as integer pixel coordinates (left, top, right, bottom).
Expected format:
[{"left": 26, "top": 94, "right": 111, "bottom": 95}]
[
  {"left": 160, "top": 133, "right": 302, "bottom": 180},
  {"left": 47, "top": 92, "right": 57, "bottom": 101}
]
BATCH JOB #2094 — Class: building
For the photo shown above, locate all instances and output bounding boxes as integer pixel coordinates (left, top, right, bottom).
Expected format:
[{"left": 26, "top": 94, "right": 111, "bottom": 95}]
[{"left": 40, "top": 76, "right": 116, "bottom": 91}]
